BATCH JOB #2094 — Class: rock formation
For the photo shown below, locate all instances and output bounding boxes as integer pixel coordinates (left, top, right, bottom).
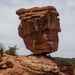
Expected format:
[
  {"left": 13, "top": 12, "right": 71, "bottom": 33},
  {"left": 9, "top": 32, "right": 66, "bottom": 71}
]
[
  {"left": 0, "top": 6, "right": 74, "bottom": 75},
  {"left": 16, "top": 6, "right": 74, "bottom": 75},
  {"left": 16, "top": 6, "right": 61, "bottom": 54},
  {"left": 0, "top": 54, "right": 74, "bottom": 75}
]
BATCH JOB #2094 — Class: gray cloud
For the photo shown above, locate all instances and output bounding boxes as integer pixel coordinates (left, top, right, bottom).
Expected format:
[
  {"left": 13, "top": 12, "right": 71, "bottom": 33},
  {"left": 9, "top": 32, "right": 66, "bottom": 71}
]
[{"left": 0, "top": 0, "right": 75, "bottom": 58}]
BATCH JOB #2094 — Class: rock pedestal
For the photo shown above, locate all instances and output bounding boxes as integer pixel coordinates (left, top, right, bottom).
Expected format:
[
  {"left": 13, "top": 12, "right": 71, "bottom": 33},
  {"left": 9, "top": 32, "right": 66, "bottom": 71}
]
[{"left": 0, "top": 55, "right": 74, "bottom": 75}]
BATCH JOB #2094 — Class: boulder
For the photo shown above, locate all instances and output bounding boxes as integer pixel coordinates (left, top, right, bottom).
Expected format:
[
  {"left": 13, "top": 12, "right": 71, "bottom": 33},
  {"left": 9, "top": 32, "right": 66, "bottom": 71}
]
[{"left": 16, "top": 6, "right": 61, "bottom": 54}]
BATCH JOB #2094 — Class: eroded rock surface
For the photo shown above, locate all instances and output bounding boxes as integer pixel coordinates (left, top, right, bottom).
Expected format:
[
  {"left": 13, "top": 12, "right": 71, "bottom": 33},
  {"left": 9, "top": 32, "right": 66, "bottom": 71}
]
[
  {"left": 16, "top": 6, "right": 61, "bottom": 54},
  {"left": 0, "top": 54, "right": 74, "bottom": 75}
]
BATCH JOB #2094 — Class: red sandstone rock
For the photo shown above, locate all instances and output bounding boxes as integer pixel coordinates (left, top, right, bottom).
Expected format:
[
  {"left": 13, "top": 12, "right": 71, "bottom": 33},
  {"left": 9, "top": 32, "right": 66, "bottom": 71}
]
[
  {"left": 0, "top": 54, "right": 74, "bottom": 75},
  {"left": 16, "top": 6, "right": 61, "bottom": 54},
  {"left": 0, "top": 6, "right": 74, "bottom": 75}
]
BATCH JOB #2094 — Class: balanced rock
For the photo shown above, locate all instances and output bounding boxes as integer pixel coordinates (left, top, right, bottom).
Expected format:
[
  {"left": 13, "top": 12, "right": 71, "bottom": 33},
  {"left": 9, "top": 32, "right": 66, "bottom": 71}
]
[{"left": 16, "top": 6, "right": 61, "bottom": 54}]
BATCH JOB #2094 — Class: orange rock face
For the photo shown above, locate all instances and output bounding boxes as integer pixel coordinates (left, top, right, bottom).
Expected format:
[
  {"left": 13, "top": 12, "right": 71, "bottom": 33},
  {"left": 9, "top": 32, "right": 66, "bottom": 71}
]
[
  {"left": 16, "top": 6, "right": 61, "bottom": 54},
  {"left": 0, "top": 54, "right": 74, "bottom": 75}
]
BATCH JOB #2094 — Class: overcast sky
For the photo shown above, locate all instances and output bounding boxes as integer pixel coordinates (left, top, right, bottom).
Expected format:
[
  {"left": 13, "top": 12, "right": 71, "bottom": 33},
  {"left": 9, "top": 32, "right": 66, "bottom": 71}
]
[{"left": 0, "top": 0, "right": 75, "bottom": 58}]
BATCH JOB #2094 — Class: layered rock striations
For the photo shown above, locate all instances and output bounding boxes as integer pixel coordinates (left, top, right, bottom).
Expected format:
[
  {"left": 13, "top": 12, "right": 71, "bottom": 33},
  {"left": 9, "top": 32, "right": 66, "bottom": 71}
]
[
  {"left": 0, "top": 54, "right": 74, "bottom": 75},
  {"left": 16, "top": 6, "right": 61, "bottom": 54},
  {"left": 0, "top": 6, "right": 74, "bottom": 75}
]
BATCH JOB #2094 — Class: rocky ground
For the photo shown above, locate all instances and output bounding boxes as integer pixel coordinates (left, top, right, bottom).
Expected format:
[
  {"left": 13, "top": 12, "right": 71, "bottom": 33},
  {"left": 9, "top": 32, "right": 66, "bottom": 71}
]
[{"left": 0, "top": 54, "right": 74, "bottom": 75}]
